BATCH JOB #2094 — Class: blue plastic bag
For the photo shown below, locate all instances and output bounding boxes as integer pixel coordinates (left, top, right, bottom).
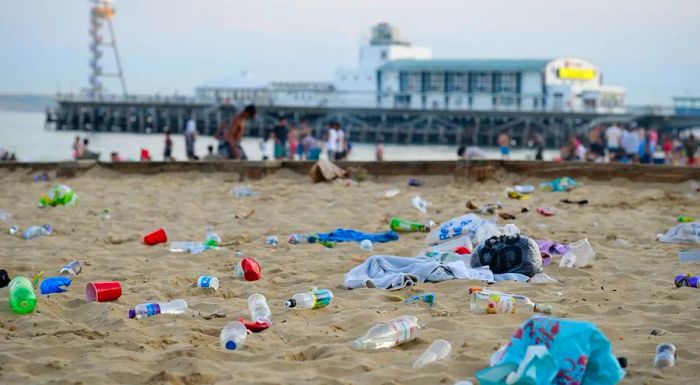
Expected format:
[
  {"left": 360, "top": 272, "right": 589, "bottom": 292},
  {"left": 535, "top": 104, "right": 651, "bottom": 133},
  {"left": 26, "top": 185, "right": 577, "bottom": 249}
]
[
  {"left": 40, "top": 276, "right": 72, "bottom": 295},
  {"left": 477, "top": 316, "right": 625, "bottom": 385}
]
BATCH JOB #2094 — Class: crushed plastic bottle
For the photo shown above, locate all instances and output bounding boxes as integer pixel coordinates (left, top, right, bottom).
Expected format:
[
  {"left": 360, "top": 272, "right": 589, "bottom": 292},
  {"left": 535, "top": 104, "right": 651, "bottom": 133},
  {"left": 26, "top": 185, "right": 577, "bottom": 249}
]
[
  {"left": 22, "top": 224, "right": 52, "bottom": 240},
  {"left": 360, "top": 239, "right": 373, "bottom": 251},
  {"left": 288, "top": 233, "right": 310, "bottom": 244},
  {"left": 266, "top": 235, "right": 279, "bottom": 246},
  {"left": 205, "top": 224, "right": 222, "bottom": 245},
  {"left": 653, "top": 343, "right": 676, "bottom": 369},
  {"left": 284, "top": 288, "right": 333, "bottom": 309},
  {"left": 169, "top": 241, "right": 207, "bottom": 254},
  {"left": 248, "top": 293, "right": 272, "bottom": 324},
  {"left": 382, "top": 188, "right": 400, "bottom": 198},
  {"left": 197, "top": 275, "right": 219, "bottom": 290},
  {"left": 413, "top": 339, "right": 452, "bottom": 368},
  {"left": 470, "top": 288, "right": 552, "bottom": 314},
  {"left": 351, "top": 315, "right": 420, "bottom": 350},
  {"left": 38, "top": 184, "right": 78, "bottom": 207},
  {"left": 128, "top": 299, "right": 188, "bottom": 319},
  {"left": 220, "top": 320, "right": 248, "bottom": 351}
]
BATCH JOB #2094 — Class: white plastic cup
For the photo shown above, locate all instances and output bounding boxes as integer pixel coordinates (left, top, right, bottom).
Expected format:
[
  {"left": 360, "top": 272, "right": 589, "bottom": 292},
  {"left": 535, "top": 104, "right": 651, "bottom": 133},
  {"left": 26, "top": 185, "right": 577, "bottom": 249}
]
[{"left": 568, "top": 238, "right": 595, "bottom": 267}]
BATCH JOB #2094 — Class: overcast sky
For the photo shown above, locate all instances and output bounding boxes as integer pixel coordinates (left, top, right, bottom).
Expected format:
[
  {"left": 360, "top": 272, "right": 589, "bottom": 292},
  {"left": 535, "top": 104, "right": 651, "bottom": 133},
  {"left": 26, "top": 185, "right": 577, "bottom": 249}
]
[{"left": 1, "top": 0, "right": 698, "bottom": 105}]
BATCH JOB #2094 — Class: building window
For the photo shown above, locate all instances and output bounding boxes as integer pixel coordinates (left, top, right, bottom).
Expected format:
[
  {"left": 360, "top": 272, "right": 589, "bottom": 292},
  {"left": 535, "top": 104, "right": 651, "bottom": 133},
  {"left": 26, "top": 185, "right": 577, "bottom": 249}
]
[
  {"left": 400, "top": 72, "right": 422, "bottom": 92},
  {"left": 471, "top": 73, "right": 493, "bottom": 93},
  {"left": 496, "top": 73, "right": 518, "bottom": 93},
  {"left": 447, "top": 72, "right": 469, "bottom": 92},
  {"left": 427, "top": 72, "right": 445, "bottom": 92}
]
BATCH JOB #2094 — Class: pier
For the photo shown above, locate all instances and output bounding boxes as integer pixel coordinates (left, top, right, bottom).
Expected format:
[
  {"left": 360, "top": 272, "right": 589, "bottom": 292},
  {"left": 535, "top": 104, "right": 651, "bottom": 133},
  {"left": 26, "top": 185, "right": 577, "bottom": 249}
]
[{"left": 46, "top": 95, "right": 700, "bottom": 148}]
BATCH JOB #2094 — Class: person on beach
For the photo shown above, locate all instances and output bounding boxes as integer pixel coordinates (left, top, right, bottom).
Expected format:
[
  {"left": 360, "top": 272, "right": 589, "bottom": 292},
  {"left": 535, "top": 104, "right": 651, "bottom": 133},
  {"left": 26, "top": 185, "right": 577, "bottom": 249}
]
[
  {"left": 163, "top": 129, "right": 174, "bottom": 161},
  {"left": 336, "top": 123, "right": 347, "bottom": 160},
  {"left": 638, "top": 130, "right": 655, "bottom": 164},
  {"left": 375, "top": 137, "right": 385, "bottom": 161},
  {"left": 621, "top": 126, "right": 640, "bottom": 163},
  {"left": 662, "top": 134, "right": 673, "bottom": 164},
  {"left": 184, "top": 117, "right": 198, "bottom": 160},
  {"left": 288, "top": 124, "right": 299, "bottom": 160},
  {"left": 273, "top": 117, "right": 289, "bottom": 159},
  {"left": 685, "top": 133, "right": 697, "bottom": 166},
  {"left": 203, "top": 145, "right": 221, "bottom": 160},
  {"left": 227, "top": 104, "right": 256, "bottom": 160},
  {"left": 604, "top": 123, "right": 622, "bottom": 161},
  {"left": 497, "top": 130, "right": 510, "bottom": 159},
  {"left": 531, "top": 131, "right": 545, "bottom": 160},
  {"left": 326, "top": 122, "right": 338, "bottom": 161},
  {"left": 72, "top": 136, "right": 83, "bottom": 159}
]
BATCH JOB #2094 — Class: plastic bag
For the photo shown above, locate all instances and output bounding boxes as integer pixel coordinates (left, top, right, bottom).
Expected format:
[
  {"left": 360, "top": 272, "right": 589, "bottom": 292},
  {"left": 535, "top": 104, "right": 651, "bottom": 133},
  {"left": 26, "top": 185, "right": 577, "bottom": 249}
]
[
  {"left": 412, "top": 195, "right": 430, "bottom": 214},
  {"left": 38, "top": 185, "right": 78, "bottom": 208},
  {"left": 425, "top": 214, "right": 490, "bottom": 245},
  {"left": 658, "top": 222, "right": 700, "bottom": 244},
  {"left": 471, "top": 234, "right": 543, "bottom": 277}
]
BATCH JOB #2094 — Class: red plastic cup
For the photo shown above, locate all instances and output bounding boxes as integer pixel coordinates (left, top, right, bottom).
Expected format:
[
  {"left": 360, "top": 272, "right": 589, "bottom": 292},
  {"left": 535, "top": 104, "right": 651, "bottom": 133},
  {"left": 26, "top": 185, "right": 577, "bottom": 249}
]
[
  {"left": 241, "top": 258, "right": 262, "bottom": 281},
  {"left": 86, "top": 281, "right": 122, "bottom": 302},
  {"left": 144, "top": 228, "right": 167, "bottom": 245}
]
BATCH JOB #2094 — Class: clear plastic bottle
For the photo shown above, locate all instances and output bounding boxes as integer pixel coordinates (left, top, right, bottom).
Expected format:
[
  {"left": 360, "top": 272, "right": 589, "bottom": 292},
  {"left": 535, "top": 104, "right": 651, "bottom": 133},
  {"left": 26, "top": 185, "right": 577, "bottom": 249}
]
[
  {"left": 470, "top": 288, "right": 552, "bottom": 314},
  {"left": 470, "top": 291, "right": 516, "bottom": 315},
  {"left": 128, "top": 299, "right": 188, "bottom": 319},
  {"left": 205, "top": 224, "right": 222, "bottom": 245},
  {"left": 8, "top": 276, "right": 36, "bottom": 314},
  {"left": 413, "top": 339, "right": 452, "bottom": 368},
  {"left": 169, "top": 241, "right": 206, "bottom": 254},
  {"left": 559, "top": 251, "right": 576, "bottom": 268},
  {"left": 351, "top": 315, "right": 420, "bottom": 350},
  {"left": 653, "top": 343, "right": 676, "bottom": 369},
  {"left": 22, "top": 224, "right": 52, "bottom": 240},
  {"left": 288, "top": 234, "right": 310, "bottom": 244},
  {"left": 502, "top": 223, "right": 521, "bottom": 236},
  {"left": 197, "top": 275, "right": 219, "bottom": 290},
  {"left": 59, "top": 260, "right": 82, "bottom": 276},
  {"left": 248, "top": 293, "right": 271, "bottom": 323},
  {"left": 220, "top": 320, "right": 248, "bottom": 351},
  {"left": 284, "top": 288, "right": 333, "bottom": 309}
]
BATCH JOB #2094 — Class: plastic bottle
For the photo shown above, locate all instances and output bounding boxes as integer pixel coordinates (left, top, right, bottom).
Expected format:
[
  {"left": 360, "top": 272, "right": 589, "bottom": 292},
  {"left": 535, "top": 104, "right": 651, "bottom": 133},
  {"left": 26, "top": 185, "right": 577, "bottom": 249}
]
[
  {"left": 169, "top": 241, "right": 206, "bottom": 254},
  {"left": 197, "top": 275, "right": 219, "bottom": 290},
  {"left": 382, "top": 188, "right": 400, "bottom": 198},
  {"left": 59, "top": 260, "right": 82, "bottom": 276},
  {"left": 351, "top": 315, "right": 420, "bottom": 350},
  {"left": 412, "top": 195, "right": 429, "bottom": 214},
  {"left": 128, "top": 299, "right": 188, "bottom": 319},
  {"left": 360, "top": 239, "right": 373, "bottom": 251},
  {"left": 220, "top": 320, "right": 248, "bottom": 351},
  {"left": 653, "top": 343, "right": 676, "bottom": 369},
  {"left": 102, "top": 209, "right": 111, "bottom": 220},
  {"left": 288, "top": 233, "right": 310, "bottom": 244},
  {"left": 8, "top": 276, "right": 37, "bottom": 314},
  {"left": 470, "top": 291, "right": 516, "bottom": 315},
  {"left": 205, "top": 224, "right": 222, "bottom": 245},
  {"left": 413, "top": 339, "right": 452, "bottom": 368},
  {"left": 514, "top": 185, "right": 535, "bottom": 194},
  {"left": 470, "top": 288, "right": 552, "bottom": 314},
  {"left": 285, "top": 288, "right": 334, "bottom": 309},
  {"left": 248, "top": 293, "right": 272, "bottom": 323},
  {"left": 390, "top": 217, "right": 432, "bottom": 233},
  {"left": 22, "top": 224, "right": 52, "bottom": 240}
]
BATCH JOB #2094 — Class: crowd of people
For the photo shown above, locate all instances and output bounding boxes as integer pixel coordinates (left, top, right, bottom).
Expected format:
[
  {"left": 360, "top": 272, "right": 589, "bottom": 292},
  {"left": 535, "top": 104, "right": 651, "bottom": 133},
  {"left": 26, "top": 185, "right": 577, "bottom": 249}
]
[{"left": 558, "top": 123, "right": 698, "bottom": 165}]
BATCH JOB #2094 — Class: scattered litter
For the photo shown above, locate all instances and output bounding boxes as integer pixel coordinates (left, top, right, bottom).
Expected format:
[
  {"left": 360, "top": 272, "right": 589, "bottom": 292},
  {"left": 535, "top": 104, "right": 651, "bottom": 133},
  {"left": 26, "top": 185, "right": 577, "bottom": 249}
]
[
  {"left": 678, "top": 249, "right": 700, "bottom": 263},
  {"left": 234, "top": 208, "right": 256, "bottom": 219},
  {"left": 498, "top": 212, "right": 516, "bottom": 220},
  {"left": 560, "top": 199, "right": 589, "bottom": 205},
  {"left": 654, "top": 343, "right": 676, "bottom": 369},
  {"left": 309, "top": 159, "right": 347, "bottom": 183},
  {"left": 0, "top": 210, "right": 11, "bottom": 221},
  {"left": 539, "top": 177, "right": 579, "bottom": 192},
  {"left": 658, "top": 222, "right": 700, "bottom": 244},
  {"left": 471, "top": 234, "right": 543, "bottom": 277},
  {"left": 506, "top": 188, "right": 530, "bottom": 200},
  {"left": 529, "top": 273, "right": 557, "bottom": 284},
  {"left": 38, "top": 185, "right": 78, "bottom": 207},
  {"left": 412, "top": 195, "right": 430, "bottom": 214},
  {"left": 231, "top": 185, "right": 258, "bottom": 197},
  {"left": 381, "top": 188, "right": 400, "bottom": 198},
  {"left": 408, "top": 177, "right": 424, "bottom": 187},
  {"left": 674, "top": 273, "right": 699, "bottom": 288},
  {"left": 678, "top": 215, "right": 696, "bottom": 223},
  {"left": 40, "top": 276, "right": 71, "bottom": 295},
  {"left": 537, "top": 207, "right": 557, "bottom": 216},
  {"left": 413, "top": 339, "right": 451, "bottom": 368},
  {"left": 266, "top": 235, "right": 279, "bottom": 246},
  {"left": 59, "top": 260, "right": 82, "bottom": 276},
  {"left": 390, "top": 217, "right": 433, "bottom": 232},
  {"left": 514, "top": 185, "right": 535, "bottom": 194},
  {"left": 466, "top": 200, "right": 503, "bottom": 214}
]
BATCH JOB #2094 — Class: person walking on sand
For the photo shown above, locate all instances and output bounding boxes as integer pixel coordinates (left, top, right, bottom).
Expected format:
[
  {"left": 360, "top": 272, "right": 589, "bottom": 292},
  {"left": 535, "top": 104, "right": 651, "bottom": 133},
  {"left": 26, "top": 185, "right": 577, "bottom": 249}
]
[
  {"left": 497, "top": 130, "right": 511, "bottom": 159},
  {"left": 163, "top": 129, "right": 174, "bottom": 161},
  {"left": 184, "top": 117, "right": 198, "bottom": 160},
  {"left": 227, "top": 104, "right": 256, "bottom": 160}
]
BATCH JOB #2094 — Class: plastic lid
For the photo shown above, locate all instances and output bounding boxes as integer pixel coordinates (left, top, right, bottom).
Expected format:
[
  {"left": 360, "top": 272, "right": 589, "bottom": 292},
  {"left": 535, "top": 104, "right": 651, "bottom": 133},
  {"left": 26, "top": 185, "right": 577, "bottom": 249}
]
[
  {"left": 285, "top": 299, "right": 296, "bottom": 308},
  {"left": 225, "top": 340, "right": 237, "bottom": 350},
  {"left": 128, "top": 308, "right": 136, "bottom": 319}
]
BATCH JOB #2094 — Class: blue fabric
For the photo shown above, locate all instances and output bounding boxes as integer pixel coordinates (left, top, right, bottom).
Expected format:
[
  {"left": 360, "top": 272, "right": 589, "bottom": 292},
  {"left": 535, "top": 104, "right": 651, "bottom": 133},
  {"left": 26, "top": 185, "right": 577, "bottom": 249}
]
[
  {"left": 477, "top": 316, "right": 625, "bottom": 385},
  {"left": 309, "top": 229, "right": 399, "bottom": 244}
]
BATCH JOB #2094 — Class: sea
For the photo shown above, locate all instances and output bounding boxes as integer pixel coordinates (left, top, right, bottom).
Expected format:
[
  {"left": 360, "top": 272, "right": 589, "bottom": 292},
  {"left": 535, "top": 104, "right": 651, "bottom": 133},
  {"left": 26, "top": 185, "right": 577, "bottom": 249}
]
[{"left": 0, "top": 110, "right": 556, "bottom": 162}]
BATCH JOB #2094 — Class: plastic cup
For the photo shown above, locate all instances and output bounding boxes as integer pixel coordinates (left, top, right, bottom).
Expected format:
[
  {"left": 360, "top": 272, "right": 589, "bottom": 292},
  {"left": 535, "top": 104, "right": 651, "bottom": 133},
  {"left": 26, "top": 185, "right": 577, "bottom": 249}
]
[
  {"left": 568, "top": 238, "right": 595, "bottom": 267},
  {"left": 86, "top": 281, "right": 122, "bottom": 302},
  {"left": 144, "top": 228, "right": 167, "bottom": 245}
]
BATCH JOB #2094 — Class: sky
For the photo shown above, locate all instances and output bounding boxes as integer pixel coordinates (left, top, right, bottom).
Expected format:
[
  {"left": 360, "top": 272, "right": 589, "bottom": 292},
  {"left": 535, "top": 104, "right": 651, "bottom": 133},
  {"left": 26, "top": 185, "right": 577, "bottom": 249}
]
[{"left": 0, "top": 0, "right": 698, "bottom": 105}]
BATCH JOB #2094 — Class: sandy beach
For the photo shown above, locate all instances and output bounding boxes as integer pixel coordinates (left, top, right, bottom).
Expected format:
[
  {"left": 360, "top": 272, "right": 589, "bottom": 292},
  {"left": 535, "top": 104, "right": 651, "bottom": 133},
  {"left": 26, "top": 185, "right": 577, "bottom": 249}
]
[{"left": 1, "top": 164, "right": 699, "bottom": 385}]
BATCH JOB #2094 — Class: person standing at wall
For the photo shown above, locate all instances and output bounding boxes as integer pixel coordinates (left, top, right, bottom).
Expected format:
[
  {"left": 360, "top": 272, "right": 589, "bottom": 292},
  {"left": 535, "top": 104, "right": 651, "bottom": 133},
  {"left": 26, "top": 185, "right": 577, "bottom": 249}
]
[
  {"left": 184, "top": 117, "right": 198, "bottom": 160},
  {"left": 336, "top": 122, "right": 347, "bottom": 160},
  {"left": 497, "top": 130, "right": 511, "bottom": 159},
  {"left": 227, "top": 104, "right": 257, "bottom": 160},
  {"left": 163, "top": 129, "right": 174, "bottom": 161},
  {"left": 604, "top": 123, "right": 623, "bottom": 162},
  {"left": 685, "top": 133, "right": 697, "bottom": 166},
  {"left": 326, "top": 122, "right": 338, "bottom": 161}
]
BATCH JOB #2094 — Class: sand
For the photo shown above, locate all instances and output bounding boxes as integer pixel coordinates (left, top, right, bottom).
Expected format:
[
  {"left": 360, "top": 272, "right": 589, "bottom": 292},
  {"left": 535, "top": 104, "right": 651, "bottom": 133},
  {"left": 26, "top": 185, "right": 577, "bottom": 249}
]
[{"left": 1, "top": 165, "right": 699, "bottom": 385}]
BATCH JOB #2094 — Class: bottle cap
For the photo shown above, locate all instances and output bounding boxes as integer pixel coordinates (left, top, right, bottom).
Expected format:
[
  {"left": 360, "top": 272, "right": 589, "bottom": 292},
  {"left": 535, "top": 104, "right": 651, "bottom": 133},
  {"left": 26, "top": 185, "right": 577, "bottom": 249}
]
[
  {"left": 225, "top": 340, "right": 237, "bottom": 350},
  {"left": 285, "top": 299, "right": 296, "bottom": 308},
  {"left": 128, "top": 308, "right": 136, "bottom": 319}
]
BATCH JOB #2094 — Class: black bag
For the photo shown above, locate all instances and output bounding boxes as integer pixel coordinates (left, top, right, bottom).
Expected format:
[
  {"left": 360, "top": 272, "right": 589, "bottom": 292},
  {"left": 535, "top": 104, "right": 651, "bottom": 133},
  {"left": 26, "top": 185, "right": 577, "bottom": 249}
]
[
  {"left": 471, "top": 234, "right": 543, "bottom": 277},
  {"left": 0, "top": 269, "right": 10, "bottom": 288}
]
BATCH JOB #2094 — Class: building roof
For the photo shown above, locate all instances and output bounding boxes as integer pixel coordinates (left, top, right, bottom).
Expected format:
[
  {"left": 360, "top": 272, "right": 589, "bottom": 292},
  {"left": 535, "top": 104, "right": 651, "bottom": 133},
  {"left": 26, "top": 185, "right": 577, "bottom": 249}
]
[{"left": 379, "top": 59, "right": 552, "bottom": 73}]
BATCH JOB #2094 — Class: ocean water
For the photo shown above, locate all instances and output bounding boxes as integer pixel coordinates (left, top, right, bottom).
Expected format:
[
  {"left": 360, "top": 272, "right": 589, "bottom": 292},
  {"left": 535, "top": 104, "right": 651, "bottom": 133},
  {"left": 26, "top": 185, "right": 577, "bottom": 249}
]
[{"left": 0, "top": 111, "right": 555, "bottom": 162}]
